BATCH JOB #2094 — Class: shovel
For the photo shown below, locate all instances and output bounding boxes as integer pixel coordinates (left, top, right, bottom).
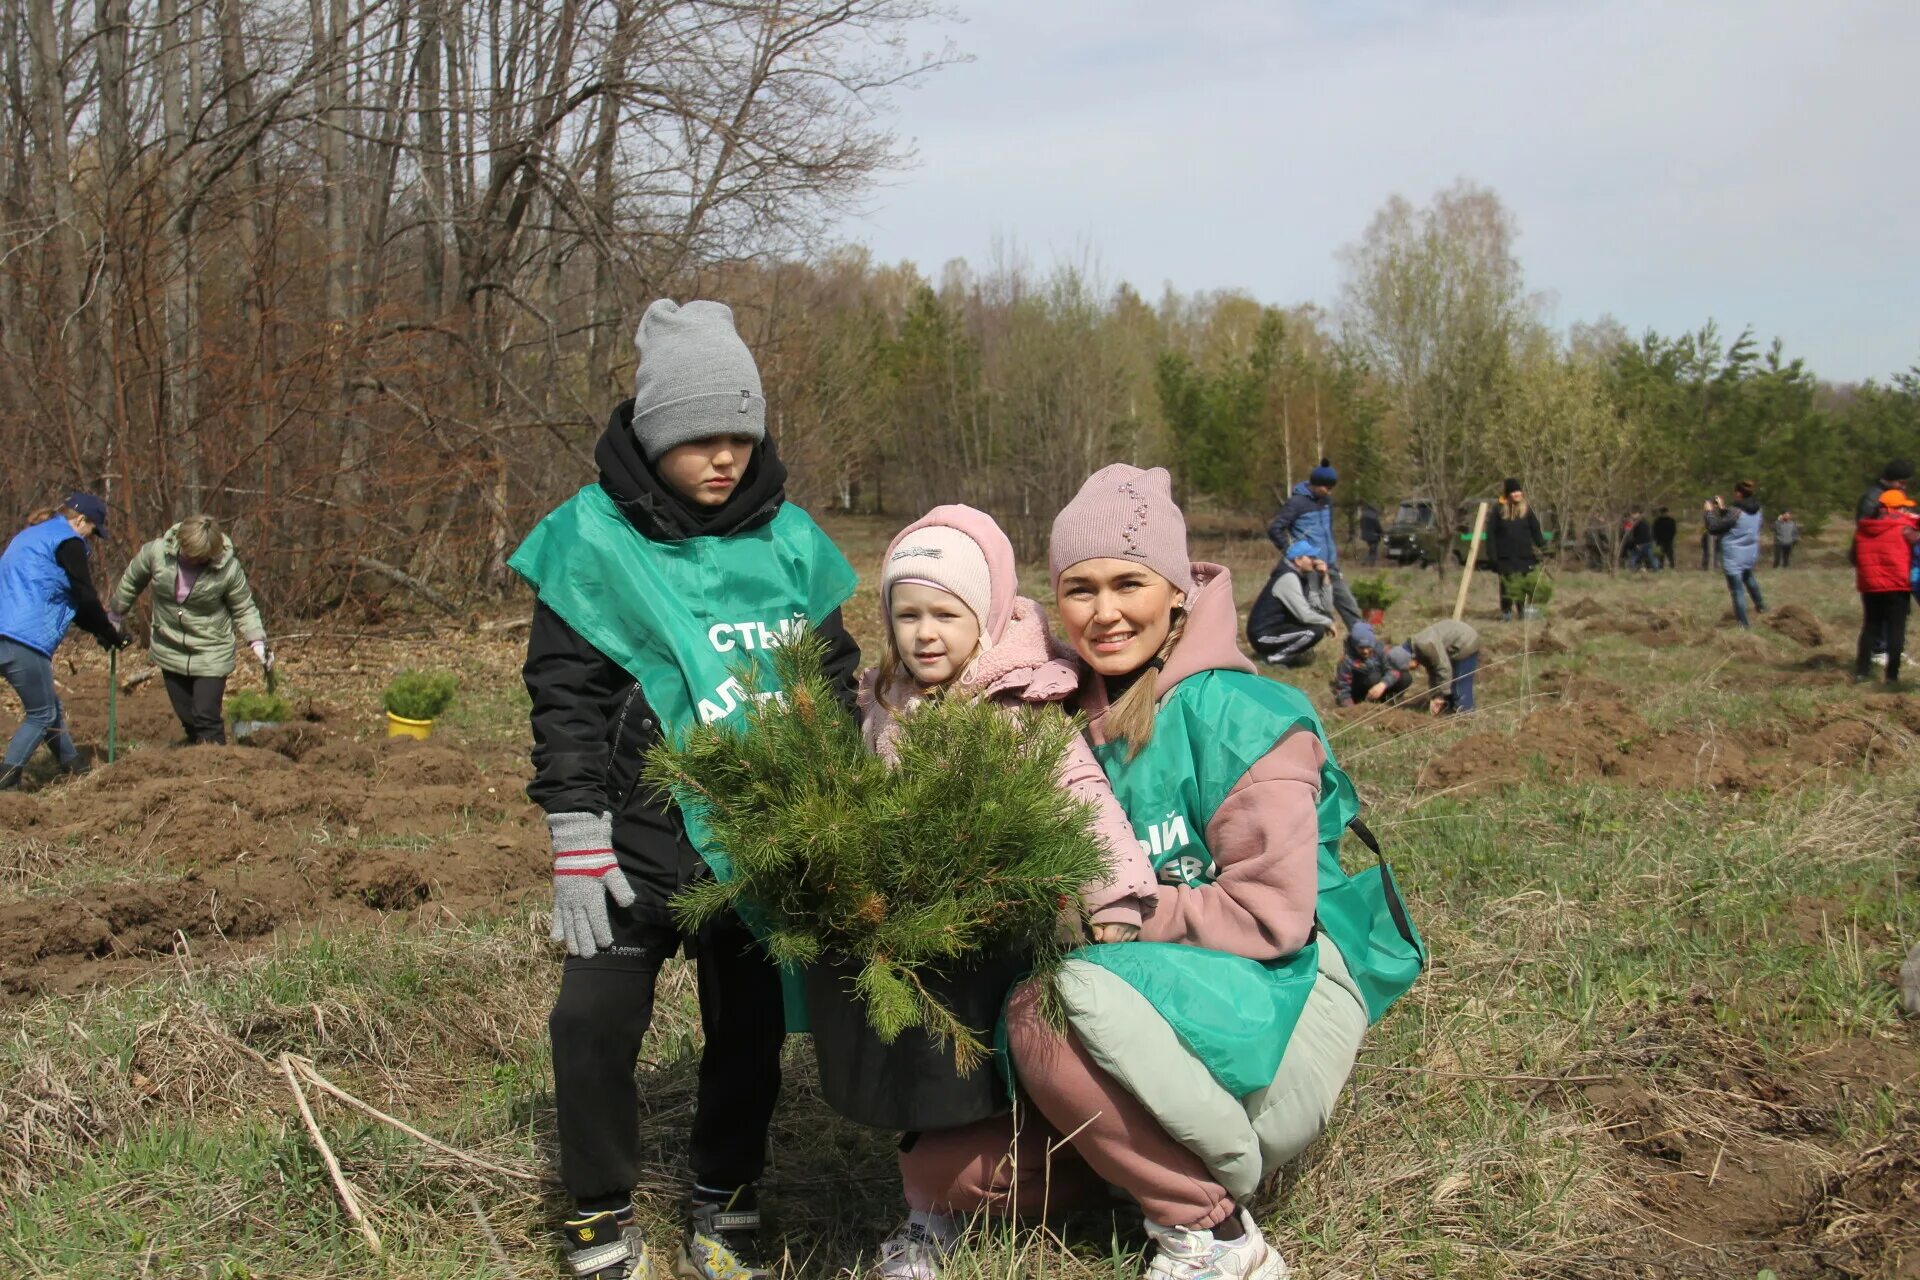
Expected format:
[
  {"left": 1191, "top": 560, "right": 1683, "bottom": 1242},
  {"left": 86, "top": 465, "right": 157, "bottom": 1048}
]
[{"left": 107, "top": 647, "right": 118, "bottom": 764}]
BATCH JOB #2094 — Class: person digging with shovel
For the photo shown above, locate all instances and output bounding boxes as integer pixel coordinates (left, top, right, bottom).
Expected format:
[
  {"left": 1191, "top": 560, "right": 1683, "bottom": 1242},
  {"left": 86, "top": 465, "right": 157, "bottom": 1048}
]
[{"left": 0, "top": 493, "right": 128, "bottom": 790}]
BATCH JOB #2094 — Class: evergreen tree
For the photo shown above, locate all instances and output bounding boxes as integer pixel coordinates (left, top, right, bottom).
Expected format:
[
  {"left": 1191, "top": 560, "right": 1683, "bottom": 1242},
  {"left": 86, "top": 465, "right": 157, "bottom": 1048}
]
[{"left": 645, "top": 637, "right": 1110, "bottom": 1067}]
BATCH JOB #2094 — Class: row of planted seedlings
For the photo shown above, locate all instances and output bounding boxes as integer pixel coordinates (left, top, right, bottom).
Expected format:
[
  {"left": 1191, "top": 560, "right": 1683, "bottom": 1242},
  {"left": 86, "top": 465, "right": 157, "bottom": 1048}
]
[{"left": 224, "top": 670, "right": 461, "bottom": 743}]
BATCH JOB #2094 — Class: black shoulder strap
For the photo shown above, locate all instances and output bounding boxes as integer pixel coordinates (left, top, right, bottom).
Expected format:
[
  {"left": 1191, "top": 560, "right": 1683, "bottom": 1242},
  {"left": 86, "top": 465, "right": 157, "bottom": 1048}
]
[
  {"left": 1347, "top": 815, "right": 1383, "bottom": 861},
  {"left": 1348, "top": 813, "right": 1422, "bottom": 959}
]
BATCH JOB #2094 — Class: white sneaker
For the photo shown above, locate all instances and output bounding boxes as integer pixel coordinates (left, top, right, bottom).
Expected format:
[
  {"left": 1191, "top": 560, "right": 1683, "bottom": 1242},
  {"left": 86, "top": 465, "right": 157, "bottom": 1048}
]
[
  {"left": 1144, "top": 1209, "right": 1289, "bottom": 1280},
  {"left": 869, "top": 1214, "right": 960, "bottom": 1280},
  {"left": 1871, "top": 651, "right": 1889, "bottom": 668}
]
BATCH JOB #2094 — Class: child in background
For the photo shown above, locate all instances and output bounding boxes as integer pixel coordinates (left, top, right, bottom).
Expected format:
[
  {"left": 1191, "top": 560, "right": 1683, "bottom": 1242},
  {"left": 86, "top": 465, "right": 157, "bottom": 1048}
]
[
  {"left": 1386, "top": 619, "right": 1481, "bottom": 714},
  {"left": 865, "top": 505, "right": 1157, "bottom": 1277},
  {"left": 1852, "top": 488, "right": 1919, "bottom": 684},
  {"left": 1331, "top": 621, "right": 1389, "bottom": 707}
]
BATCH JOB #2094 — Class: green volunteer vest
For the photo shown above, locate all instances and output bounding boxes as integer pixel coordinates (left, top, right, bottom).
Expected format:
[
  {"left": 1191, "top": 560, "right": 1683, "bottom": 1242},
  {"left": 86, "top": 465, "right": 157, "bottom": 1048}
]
[
  {"left": 1077, "top": 670, "right": 1425, "bottom": 1097},
  {"left": 506, "top": 483, "right": 857, "bottom": 880}
]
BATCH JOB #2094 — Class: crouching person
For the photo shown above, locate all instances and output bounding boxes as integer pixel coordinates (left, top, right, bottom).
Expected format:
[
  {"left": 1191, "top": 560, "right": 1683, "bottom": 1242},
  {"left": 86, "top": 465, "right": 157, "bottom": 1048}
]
[
  {"left": 511, "top": 300, "right": 861, "bottom": 1280},
  {"left": 1247, "top": 542, "right": 1337, "bottom": 667},
  {"left": 885, "top": 467, "right": 1423, "bottom": 1280},
  {"left": 1386, "top": 619, "right": 1481, "bottom": 715},
  {"left": 1332, "top": 621, "right": 1398, "bottom": 706}
]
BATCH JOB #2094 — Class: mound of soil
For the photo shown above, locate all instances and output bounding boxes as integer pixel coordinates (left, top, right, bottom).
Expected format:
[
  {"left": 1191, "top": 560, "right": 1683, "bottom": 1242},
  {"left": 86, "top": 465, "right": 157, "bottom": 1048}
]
[
  {"left": 1583, "top": 1026, "right": 1920, "bottom": 1279},
  {"left": 1476, "top": 622, "right": 1571, "bottom": 657},
  {"left": 1582, "top": 607, "right": 1704, "bottom": 650},
  {"left": 1767, "top": 603, "right": 1830, "bottom": 648},
  {"left": 1415, "top": 694, "right": 1915, "bottom": 795},
  {"left": 0, "top": 734, "right": 544, "bottom": 999},
  {"left": 1789, "top": 1126, "right": 1920, "bottom": 1277},
  {"left": 1418, "top": 697, "right": 1767, "bottom": 794},
  {"left": 1563, "top": 597, "right": 1610, "bottom": 621}
]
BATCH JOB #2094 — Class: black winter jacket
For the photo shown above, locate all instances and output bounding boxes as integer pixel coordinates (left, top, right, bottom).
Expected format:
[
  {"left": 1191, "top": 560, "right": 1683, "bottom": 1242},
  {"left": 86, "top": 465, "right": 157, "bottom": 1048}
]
[
  {"left": 521, "top": 402, "right": 862, "bottom": 919},
  {"left": 1488, "top": 506, "right": 1546, "bottom": 575}
]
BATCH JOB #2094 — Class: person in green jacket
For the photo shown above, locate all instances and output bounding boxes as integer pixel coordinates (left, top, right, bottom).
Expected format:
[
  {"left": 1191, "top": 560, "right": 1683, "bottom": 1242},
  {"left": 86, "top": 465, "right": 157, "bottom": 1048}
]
[{"left": 109, "top": 515, "right": 271, "bottom": 745}]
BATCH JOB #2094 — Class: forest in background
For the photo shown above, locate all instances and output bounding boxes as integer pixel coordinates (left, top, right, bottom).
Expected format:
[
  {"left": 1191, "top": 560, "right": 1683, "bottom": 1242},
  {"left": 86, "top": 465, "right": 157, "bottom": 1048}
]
[{"left": 2, "top": 0, "right": 1914, "bottom": 613}]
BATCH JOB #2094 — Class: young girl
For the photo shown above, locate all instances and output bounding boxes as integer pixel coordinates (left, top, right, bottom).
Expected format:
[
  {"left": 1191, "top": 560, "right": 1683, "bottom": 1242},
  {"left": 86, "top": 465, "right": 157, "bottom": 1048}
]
[
  {"left": 885, "top": 467, "right": 1422, "bottom": 1280},
  {"left": 862, "top": 505, "right": 1157, "bottom": 1279},
  {"left": 110, "top": 514, "right": 270, "bottom": 746}
]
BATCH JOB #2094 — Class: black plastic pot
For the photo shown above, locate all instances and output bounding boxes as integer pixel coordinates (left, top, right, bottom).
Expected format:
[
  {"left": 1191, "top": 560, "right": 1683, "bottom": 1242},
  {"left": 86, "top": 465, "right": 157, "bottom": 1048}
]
[{"left": 805, "top": 948, "right": 1029, "bottom": 1131}]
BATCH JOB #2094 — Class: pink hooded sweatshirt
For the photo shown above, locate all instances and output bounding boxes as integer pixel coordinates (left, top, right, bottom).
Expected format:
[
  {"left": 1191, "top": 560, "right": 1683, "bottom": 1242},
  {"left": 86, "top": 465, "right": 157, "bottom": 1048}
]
[
  {"left": 1075, "top": 562, "right": 1324, "bottom": 960},
  {"left": 858, "top": 507, "right": 1158, "bottom": 929}
]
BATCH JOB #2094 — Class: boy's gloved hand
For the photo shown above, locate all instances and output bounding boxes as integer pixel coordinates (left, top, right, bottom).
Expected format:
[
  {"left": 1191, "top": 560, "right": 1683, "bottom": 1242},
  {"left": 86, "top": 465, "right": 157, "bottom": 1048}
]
[{"left": 548, "top": 812, "right": 635, "bottom": 958}]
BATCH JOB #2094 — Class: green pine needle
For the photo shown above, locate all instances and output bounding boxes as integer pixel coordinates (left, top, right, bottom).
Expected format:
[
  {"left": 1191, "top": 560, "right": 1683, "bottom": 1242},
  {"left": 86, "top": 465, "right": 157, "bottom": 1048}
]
[{"left": 646, "top": 633, "right": 1110, "bottom": 1062}]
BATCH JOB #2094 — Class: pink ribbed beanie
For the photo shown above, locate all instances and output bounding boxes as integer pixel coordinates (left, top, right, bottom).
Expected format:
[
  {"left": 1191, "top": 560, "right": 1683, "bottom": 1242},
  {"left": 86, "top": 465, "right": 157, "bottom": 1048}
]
[
  {"left": 880, "top": 505, "right": 1018, "bottom": 642},
  {"left": 1048, "top": 465, "right": 1193, "bottom": 594}
]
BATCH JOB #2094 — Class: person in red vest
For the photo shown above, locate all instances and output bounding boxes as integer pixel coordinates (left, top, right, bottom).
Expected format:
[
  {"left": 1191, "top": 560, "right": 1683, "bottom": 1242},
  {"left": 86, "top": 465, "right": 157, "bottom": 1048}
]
[{"left": 1853, "top": 488, "right": 1920, "bottom": 684}]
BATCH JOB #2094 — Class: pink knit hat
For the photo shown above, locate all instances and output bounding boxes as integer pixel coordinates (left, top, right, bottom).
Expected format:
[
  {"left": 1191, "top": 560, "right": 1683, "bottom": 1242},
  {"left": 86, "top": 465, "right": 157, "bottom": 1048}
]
[
  {"left": 880, "top": 505, "right": 1018, "bottom": 642},
  {"left": 1048, "top": 465, "right": 1193, "bottom": 595}
]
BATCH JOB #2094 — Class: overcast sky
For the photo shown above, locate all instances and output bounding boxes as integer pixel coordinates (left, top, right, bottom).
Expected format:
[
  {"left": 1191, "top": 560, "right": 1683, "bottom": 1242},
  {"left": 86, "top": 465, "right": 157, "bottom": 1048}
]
[{"left": 842, "top": 0, "right": 1919, "bottom": 383}]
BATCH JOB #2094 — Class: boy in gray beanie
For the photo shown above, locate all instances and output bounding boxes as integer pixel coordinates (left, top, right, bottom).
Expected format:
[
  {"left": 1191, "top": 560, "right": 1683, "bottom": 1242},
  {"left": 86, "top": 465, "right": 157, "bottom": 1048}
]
[
  {"left": 630, "top": 299, "right": 767, "bottom": 463},
  {"left": 510, "top": 298, "right": 862, "bottom": 1280}
]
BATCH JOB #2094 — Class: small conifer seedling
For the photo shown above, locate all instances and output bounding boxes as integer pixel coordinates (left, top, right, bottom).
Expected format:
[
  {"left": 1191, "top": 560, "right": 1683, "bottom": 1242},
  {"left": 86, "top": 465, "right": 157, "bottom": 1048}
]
[{"left": 646, "top": 636, "right": 1109, "bottom": 1068}]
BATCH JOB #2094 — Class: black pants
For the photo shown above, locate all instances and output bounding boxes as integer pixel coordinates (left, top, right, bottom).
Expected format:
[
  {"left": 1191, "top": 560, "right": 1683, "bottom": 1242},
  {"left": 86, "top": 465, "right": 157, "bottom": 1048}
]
[
  {"left": 1858, "top": 592, "right": 1911, "bottom": 682},
  {"left": 1774, "top": 544, "right": 1794, "bottom": 568},
  {"left": 549, "top": 907, "right": 784, "bottom": 1213},
  {"left": 1657, "top": 537, "right": 1675, "bottom": 569},
  {"left": 162, "top": 671, "right": 228, "bottom": 744}
]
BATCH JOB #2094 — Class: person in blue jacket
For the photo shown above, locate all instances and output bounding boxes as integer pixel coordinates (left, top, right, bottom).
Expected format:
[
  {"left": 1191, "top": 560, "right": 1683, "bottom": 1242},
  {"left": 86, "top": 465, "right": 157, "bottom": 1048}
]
[
  {"left": 1703, "top": 481, "right": 1766, "bottom": 628},
  {"left": 1266, "top": 461, "right": 1361, "bottom": 628},
  {"left": 0, "top": 493, "right": 127, "bottom": 790}
]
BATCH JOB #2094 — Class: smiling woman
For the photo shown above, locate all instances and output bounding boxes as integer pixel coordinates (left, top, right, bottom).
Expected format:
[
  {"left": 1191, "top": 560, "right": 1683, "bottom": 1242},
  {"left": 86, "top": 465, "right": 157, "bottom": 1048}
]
[{"left": 886, "top": 465, "right": 1425, "bottom": 1280}]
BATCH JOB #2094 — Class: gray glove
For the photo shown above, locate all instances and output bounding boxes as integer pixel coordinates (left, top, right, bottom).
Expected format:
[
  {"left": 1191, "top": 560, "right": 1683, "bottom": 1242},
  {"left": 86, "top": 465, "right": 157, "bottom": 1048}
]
[{"left": 548, "top": 812, "right": 636, "bottom": 958}]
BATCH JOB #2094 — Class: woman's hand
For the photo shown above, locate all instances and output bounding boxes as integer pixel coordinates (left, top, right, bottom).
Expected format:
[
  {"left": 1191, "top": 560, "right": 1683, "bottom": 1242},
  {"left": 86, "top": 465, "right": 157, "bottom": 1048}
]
[{"left": 1091, "top": 922, "right": 1140, "bottom": 944}]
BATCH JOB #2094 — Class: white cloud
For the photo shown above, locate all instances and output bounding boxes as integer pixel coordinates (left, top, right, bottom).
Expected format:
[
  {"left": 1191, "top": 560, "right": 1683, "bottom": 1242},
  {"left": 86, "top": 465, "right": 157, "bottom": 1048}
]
[{"left": 847, "top": 0, "right": 1920, "bottom": 379}]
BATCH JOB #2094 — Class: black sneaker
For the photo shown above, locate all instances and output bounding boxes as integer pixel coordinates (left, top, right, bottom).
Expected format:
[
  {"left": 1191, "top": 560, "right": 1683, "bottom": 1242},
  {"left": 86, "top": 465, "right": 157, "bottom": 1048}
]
[
  {"left": 675, "top": 1192, "right": 769, "bottom": 1280},
  {"left": 0, "top": 765, "right": 21, "bottom": 792},
  {"left": 562, "top": 1207, "right": 646, "bottom": 1279}
]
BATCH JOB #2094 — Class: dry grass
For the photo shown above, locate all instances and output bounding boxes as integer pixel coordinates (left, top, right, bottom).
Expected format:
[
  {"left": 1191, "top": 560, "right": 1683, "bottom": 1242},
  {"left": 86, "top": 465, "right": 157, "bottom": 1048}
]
[{"left": 3, "top": 532, "right": 1918, "bottom": 1278}]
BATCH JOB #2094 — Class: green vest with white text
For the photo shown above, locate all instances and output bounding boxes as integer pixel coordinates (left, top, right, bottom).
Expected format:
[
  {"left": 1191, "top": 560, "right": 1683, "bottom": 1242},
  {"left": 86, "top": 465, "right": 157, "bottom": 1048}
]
[
  {"left": 1076, "top": 670, "right": 1424, "bottom": 1097},
  {"left": 507, "top": 483, "right": 857, "bottom": 881}
]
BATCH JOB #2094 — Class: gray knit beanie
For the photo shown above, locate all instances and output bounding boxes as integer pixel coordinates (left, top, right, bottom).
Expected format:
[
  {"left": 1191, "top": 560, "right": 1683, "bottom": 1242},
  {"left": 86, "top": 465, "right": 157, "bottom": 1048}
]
[{"left": 630, "top": 299, "right": 766, "bottom": 461}]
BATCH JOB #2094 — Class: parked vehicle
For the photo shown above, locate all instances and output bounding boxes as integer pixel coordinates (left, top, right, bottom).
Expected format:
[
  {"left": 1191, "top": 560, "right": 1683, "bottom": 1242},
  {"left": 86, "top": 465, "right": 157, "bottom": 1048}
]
[
  {"left": 1385, "top": 495, "right": 1555, "bottom": 568},
  {"left": 1383, "top": 498, "right": 1440, "bottom": 565}
]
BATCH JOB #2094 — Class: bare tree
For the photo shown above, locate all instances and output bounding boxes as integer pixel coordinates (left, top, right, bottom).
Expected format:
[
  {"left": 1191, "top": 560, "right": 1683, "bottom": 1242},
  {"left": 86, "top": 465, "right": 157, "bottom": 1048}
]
[{"left": 1340, "top": 181, "right": 1533, "bottom": 562}]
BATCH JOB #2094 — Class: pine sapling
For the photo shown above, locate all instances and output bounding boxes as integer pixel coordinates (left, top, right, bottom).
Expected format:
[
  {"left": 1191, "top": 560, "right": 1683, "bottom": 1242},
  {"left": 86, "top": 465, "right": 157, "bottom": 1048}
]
[{"left": 645, "top": 635, "right": 1109, "bottom": 1067}]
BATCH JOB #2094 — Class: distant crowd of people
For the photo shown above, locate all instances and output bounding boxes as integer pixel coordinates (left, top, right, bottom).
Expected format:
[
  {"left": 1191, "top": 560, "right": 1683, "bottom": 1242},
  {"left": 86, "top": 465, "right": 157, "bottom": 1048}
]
[
  {"left": 1248, "top": 456, "right": 1920, "bottom": 701},
  {"left": 1248, "top": 463, "right": 1480, "bottom": 715}
]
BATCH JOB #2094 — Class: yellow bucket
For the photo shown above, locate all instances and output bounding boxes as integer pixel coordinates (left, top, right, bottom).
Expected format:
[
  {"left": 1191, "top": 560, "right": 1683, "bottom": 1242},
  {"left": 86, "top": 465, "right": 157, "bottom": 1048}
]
[{"left": 386, "top": 712, "right": 433, "bottom": 740}]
